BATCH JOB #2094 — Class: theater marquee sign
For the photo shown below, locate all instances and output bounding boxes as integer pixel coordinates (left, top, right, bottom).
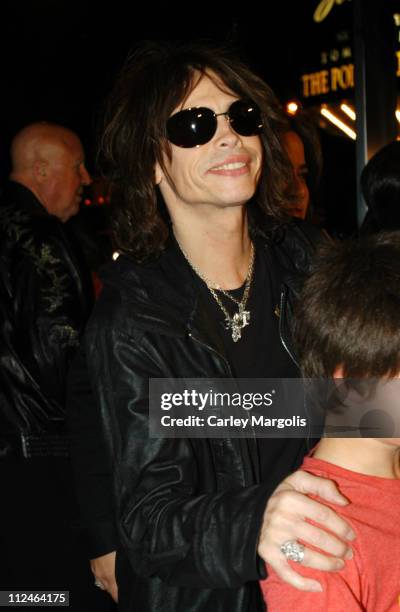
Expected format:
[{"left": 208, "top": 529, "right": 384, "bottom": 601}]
[
  {"left": 302, "top": 64, "right": 354, "bottom": 97},
  {"left": 300, "top": 0, "right": 399, "bottom": 101}
]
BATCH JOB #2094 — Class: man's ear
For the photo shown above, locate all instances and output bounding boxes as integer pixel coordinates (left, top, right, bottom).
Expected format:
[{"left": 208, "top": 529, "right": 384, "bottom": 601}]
[
  {"left": 154, "top": 162, "right": 164, "bottom": 185},
  {"left": 34, "top": 160, "right": 48, "bottom": 181}
]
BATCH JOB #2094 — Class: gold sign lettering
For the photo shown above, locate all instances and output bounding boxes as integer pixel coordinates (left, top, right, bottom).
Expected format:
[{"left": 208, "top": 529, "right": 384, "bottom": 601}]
[
  {"left": 313, "top": 0, "right": 350, "bottom": 23},
  {"left": 330, "top": 64, "right": 354, "bottom": 90},
  {"left": 301, "top": 71, "right": 330, "bottom": 97},
  {"left": 301, "top": 64, "right": 354, "bottom": 97}
]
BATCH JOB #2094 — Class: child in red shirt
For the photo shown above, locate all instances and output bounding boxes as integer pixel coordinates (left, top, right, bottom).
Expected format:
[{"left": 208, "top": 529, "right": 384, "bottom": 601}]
[{"left": 261, "top": 232, "right": 400, "bottom": 611}]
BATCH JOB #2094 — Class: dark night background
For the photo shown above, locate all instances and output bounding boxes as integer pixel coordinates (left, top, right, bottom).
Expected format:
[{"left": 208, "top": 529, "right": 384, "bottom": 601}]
[
  {"left": 1, "top": 2, "right": 318, "bottom": 155},
  {"left": 1, "top": 0, "right": 396, "bottom": 236}
]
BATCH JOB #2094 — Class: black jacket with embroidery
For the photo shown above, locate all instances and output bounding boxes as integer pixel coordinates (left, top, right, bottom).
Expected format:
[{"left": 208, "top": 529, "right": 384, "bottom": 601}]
[
  {"left": 0, "top": 181, "right": 93, "bottom": 458},
  {"left": 68, "top": 217, "right": 321, "bottom": 611}
]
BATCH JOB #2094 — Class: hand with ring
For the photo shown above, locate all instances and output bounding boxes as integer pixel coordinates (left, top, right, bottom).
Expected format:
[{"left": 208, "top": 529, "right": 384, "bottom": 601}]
[
  {"left": 257, "top": 470, "right": 356, "bottom": 592},
  {"left": 91, "top": 551, "right": 118, "bottom": 602},
  {"left": 280, "top": 540, "right": 305, "bottom": 563}
]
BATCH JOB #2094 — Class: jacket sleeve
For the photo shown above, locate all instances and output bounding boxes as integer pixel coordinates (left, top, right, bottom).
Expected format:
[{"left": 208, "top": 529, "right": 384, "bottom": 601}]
[
  {"left": 15, "top": 228, "right": 90, "bottom": 412},
  {"left": 84, "top": 324, "right": 271, "bottom": 589}
]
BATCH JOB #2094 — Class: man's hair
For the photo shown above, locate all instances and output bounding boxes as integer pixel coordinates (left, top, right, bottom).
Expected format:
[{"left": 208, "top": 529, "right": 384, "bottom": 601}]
[
  {"left": 98, "top": 40, "right": 291, "bottom": 260},
  {"left": 294, "top": 232, "right": 400, "bottom": 379},
  {"left": 278, "top": 113, "right": 323, "bottom": 223}
]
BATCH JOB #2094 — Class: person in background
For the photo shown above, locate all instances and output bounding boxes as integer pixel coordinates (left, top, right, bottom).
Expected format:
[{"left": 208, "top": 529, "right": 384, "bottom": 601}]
[
  {"left": 262, "top": 232, "right": 400, "bottom": 611},
  {"left": 0, "top": 122, "right": 113, "bottom": 610},
  {"left": 68, "top": 41, "right": 355, "bottom": 612},
  {"left": 281, "top": 113, "right": 323, "bottom": 224},
  {"left": 359, "top": 140, "right": 400, "bottom": 235}
]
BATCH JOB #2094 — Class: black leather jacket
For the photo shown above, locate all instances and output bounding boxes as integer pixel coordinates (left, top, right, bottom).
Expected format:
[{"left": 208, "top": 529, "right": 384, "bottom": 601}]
[
  {"left": 78, "top": 219, "right": 319, "bottom": 612},
  {"left": 0, "top": 181, "right": 93, "bottom": 458}
]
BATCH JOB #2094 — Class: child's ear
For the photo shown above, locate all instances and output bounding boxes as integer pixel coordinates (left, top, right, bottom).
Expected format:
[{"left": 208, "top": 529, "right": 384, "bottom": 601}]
[{"left": 333, "top": 366, "right": 345, "bottom": 380}]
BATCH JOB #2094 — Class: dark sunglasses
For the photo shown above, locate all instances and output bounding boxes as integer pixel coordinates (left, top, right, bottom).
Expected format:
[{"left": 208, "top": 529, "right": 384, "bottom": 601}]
[{"left": 166, "top": 99, "right": 264, "bottom": 148}]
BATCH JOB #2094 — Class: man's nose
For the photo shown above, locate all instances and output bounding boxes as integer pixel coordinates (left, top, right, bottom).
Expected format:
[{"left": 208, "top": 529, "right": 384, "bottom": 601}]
[
  {"left": 81, "top": 164, "right": 92, "bottom": 185},
  {"left": 214, "top": 115, "right": 240, "bottom": 147},
  {"left": 296, "top": 176, "right": 308, "bottom": 198}
]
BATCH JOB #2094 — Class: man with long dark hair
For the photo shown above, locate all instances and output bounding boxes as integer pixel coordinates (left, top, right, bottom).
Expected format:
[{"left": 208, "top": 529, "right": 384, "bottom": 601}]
[{"left": 69, "top": 41, "right": 355, "bottom": 611}]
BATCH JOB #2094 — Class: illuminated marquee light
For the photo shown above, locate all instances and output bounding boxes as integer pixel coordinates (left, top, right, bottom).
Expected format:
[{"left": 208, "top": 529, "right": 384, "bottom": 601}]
[
  {"left": 340, "top": 103, "right": 356, "bottom": 120},
  {"left": 320, "top": 106, "right": 356, "bottom": 139},
  {"left": 286, "top": 101, "right": 299, "bottom": 115},
  {"left": 396, "top": 110, "right": 400, "bottom": 123}
]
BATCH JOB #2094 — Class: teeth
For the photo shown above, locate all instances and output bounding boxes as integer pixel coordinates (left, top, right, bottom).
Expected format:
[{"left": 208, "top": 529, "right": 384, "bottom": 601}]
[{"left": 213, "top": 162, "right": 246, "bottom": 170}]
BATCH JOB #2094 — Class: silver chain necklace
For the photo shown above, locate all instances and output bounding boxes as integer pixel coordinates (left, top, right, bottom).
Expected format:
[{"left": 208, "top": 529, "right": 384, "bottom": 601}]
[{"left": 178, "top": 242, "right": 255, "bottom": 342}]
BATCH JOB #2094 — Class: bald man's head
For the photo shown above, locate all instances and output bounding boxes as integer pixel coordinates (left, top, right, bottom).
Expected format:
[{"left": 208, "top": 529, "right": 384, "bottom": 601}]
[{"left": 10, "top": 122, "right": 91, "bottom": 222}]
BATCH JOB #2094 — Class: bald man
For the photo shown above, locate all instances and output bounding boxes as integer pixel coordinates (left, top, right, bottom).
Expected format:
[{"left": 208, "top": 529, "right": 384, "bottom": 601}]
[
  {"left": 0, "top": 123, "right": 107, "bottom": 609},
  {"left": 9, "top": 122, "right": 91, "bottom": 222}
]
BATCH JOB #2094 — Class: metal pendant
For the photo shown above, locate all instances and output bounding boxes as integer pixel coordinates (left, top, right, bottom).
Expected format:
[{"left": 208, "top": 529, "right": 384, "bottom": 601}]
[{"left": 225, "top": 309, "right": 251, "bottom": 342}]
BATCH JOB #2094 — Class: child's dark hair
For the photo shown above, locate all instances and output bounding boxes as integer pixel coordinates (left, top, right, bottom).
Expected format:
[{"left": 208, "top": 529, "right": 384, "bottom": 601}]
[
  {"left": 294, "top": 232, "right": 400, "bottom": 379},
  {"left": 360, "top": 141, "right": 400, "bottom": 234}
]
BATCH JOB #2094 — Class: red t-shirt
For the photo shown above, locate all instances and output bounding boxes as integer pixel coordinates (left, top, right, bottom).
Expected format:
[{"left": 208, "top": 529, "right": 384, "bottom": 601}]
[{"left": 261, "top": 456, "right": 400, "bottom": 611}]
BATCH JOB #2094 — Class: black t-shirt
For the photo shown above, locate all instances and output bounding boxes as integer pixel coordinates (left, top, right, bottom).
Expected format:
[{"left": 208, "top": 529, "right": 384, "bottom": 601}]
[{"left": 197, "top": 244, "right": 307, "bottom": 489}]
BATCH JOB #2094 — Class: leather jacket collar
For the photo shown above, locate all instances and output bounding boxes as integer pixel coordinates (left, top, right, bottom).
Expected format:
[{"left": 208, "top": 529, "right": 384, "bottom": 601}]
[
  {"left": 98, "top": 218, "right": 316, "bottom": 336},
  {"left": 4, "top": 180, "right": 52, "bottom": 218},
  {"left": 97, "top": 219, "right": 320, "bottom": 375}
]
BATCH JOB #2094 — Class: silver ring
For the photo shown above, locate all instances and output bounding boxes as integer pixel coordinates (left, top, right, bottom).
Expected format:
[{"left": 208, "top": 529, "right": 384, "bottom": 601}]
[
  {"left": 280, "top": 539, "right": 305, "bottom": 563},
  {"left": 94, "top": 579, "right": 105, "bottom": 590}
]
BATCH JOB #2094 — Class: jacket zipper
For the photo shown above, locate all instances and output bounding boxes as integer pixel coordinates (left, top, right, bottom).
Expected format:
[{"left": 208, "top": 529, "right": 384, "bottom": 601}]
[
  {"left": 187, "top": 332, "right": 233, "bottom": 376},
  {"left": 278, "top": 286, "right": 299, "bottom": 367}
]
